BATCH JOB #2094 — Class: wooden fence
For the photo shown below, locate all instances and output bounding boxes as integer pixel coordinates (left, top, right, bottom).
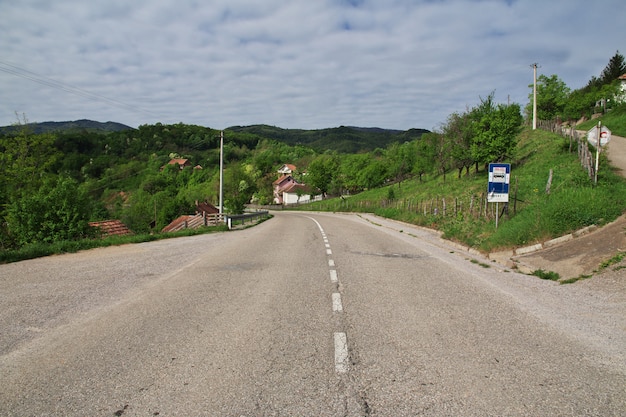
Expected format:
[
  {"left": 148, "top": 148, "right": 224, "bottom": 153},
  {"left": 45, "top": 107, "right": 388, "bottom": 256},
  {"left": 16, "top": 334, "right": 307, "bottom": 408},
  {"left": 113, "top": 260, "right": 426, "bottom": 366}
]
[
  {"left": 537, "top": 120, "right": 595, "bottom": 179},
  {"left": 330, "top": 194, "right": 513, "bottom": 221}
]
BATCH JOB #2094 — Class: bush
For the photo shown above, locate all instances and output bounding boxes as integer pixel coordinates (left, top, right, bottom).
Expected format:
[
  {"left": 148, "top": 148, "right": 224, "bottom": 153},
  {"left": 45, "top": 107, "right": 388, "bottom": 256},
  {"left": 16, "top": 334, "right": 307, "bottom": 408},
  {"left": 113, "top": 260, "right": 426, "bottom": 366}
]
[{"left": 6, "top": 176, "right": 95, "bottom": 247}]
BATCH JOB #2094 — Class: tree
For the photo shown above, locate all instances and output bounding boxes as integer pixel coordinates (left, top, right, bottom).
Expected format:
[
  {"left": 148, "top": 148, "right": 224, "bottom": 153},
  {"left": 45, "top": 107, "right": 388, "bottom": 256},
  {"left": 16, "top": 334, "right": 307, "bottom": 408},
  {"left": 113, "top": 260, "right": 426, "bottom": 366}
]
[
  {"left": 0, "top": 117, "right": 59, "bottom": 197},
  {"left": 340, "top": 153, "right": 372, "bottom": 193},
  {"left": 600, "top": 50, "right": 626, "bottom": 85},
  {"left": 358, "top": 159, "right": 387, "bottom": 190},
  {"left": 223, "top": 163, "right": 256, "bottom": 214},
  {"left": 443, "top": 111, "right": 474, "bottom": 178},
  {"left": 306, "top": 153, "right": 339, "bottom": 197},
  {"left": 6, "top": 176, "right": 94, "bottom": 246},
  {"left": 470, "top": 93, "right": 522, "bottom": 170},
  {"left": 413, "top": 134, "right": 437, "bottom": 181},
  {"left": 384, "top": 142, "right": 416, "bottom": 186},
  {"left": 527, "top": 74, "right": 570, "bottom": 121}
]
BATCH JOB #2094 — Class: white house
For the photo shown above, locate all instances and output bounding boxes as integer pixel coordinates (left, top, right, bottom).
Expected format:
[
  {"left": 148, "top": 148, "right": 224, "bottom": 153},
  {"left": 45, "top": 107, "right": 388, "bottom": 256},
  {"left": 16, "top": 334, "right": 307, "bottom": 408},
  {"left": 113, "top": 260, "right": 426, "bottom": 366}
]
[
  {"left": 282, "top": 183, "right": 323, "bottom": 205},
  {"left": 277, "top": 164, "right": 297, "bottom": 175},
  {"left": 618, "top": 74, "right": 626, "bottom": 103}
]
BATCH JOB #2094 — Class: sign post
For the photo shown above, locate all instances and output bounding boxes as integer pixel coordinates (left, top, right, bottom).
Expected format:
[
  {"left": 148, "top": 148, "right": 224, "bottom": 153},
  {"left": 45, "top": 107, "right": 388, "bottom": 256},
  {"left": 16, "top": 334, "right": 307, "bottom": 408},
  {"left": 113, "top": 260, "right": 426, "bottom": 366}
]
[
  {"left": 488, "top": 163, "right": 510, "bottom": 228},
  {"left": 587, "top": 122, "right": 611, "bottom": 185}
]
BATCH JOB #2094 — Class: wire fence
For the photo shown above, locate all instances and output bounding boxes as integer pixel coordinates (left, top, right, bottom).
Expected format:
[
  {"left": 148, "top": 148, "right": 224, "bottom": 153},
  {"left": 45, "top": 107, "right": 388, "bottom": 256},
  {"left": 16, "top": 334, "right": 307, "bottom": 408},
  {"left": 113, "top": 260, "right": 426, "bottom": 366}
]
[{"left": 328, "top": 193, "right": 513, "bottom": 220}]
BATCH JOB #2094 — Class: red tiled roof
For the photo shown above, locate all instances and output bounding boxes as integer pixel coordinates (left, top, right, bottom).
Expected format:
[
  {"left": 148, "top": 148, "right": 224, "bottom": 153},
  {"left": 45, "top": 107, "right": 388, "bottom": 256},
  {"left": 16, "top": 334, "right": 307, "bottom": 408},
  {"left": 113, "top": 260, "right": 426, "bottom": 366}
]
[
  {"left": 283, "top": 183, "right": 311, "bottom": 193},
  {"left": 273, "top": 174, "right": 293, "bottom": 185},
  {"left": 196, "top": 201, "right": 219, "bottom": 214},
  {"left": 89, "top": 220, "right": 132, "bottom": 237},
  {"left": 168, "top": 158, "right": 189, "bottom": 165},
  {"left": 161, "top": 215, "right": 195, "bottom": 233}
]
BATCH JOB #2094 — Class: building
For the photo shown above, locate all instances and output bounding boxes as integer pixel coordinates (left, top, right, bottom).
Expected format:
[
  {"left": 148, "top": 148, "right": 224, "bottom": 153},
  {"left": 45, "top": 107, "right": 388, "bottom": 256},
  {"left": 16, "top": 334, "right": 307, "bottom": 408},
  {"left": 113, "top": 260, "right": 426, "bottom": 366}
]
[{"left": 272, "top": 164, "right": 322, "bottom": 205}]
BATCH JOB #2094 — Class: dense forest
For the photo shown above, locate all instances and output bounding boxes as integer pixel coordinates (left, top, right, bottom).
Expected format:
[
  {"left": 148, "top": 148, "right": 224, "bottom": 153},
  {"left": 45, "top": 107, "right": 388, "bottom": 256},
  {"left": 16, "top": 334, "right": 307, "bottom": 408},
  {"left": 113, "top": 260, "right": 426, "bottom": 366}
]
[{"left": 1, "top": 52, "right": 624, "bottom": 251}]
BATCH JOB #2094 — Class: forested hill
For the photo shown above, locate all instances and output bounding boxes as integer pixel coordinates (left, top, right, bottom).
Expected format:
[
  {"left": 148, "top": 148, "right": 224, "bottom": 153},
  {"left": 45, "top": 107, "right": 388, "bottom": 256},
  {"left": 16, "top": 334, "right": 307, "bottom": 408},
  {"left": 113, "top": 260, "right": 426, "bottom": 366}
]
[
  {"left": 1, "top": 120, "right": 430, "bottom": 153},
  {"left": 226, "top": 124, "right": 430, "bottom": 153},
  {"left": 0, "top": 119, "right": 133, "bottom": 135}
]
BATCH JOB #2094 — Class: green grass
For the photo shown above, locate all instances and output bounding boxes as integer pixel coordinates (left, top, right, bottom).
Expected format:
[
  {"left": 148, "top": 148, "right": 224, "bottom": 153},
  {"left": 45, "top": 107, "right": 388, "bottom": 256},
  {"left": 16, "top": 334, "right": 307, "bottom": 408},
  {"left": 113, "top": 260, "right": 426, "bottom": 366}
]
[
  {"left": 470, "top": 258, "right": 491, "bottom": 268},
  {"left": 531, "top": 269, "right": 561, "bottom": 281},
  {"left": 301, "top": 127, "right": 626, "bottom": 253},
  {"left": 598, "top": 251, "right": 626, "bottom": 269},
  {"left": 560, "top": 274, "right": 592, "bottom": 285},
  {"left": 0, "top": 225, "right": 229, "bottom": 264},
  {"left": 577, "top": 104, "right": 626, "bottom": 137}
]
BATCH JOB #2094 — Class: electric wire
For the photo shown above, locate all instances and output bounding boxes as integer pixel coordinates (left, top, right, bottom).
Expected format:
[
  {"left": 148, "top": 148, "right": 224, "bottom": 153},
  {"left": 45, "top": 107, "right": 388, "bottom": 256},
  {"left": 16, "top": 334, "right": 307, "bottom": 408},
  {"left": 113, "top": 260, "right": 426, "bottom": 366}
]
[{"left": 0, "top": 60, "right": 165, "bottom": 120}]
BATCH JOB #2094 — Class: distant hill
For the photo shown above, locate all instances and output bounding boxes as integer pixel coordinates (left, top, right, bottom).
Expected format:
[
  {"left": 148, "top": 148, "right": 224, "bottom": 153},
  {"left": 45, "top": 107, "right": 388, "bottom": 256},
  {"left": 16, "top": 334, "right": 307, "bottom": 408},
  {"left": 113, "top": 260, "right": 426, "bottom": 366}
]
[
  {"left": 0, "top": 119, "right": 134, "bottom": 135},
  {"left": 226, "top": 124, "right": 430, "bottom": 153},
  {"left": 0, "top": 120, "right": 431, "bottom": 153}
]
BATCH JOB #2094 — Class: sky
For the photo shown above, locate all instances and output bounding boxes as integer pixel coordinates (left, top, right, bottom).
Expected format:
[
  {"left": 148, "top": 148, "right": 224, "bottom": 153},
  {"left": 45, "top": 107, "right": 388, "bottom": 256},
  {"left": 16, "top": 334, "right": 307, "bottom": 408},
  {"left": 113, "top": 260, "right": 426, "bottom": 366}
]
[{"left": 1, "top": 0, "right": 625, "bottom": 132}]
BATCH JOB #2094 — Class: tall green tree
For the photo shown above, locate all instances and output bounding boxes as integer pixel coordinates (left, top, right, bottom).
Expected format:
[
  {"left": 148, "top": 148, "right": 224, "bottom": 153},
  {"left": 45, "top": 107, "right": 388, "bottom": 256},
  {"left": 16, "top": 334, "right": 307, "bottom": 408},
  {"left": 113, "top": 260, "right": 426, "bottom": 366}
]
[
  {"left": 223, "top": 163, "right": 257, "bottom": 214},
  {"left": 384, "top": 142, "right": 416, "bottom": 186},
  {"left": 306, "top": 153, "right": 339, "bottom": 197},
  {"left": 528, "top": 74, "right": 570, "bottom": 121},
  {"left": 470, "top": 93, "right": 522, "bottom": 170},
  {"left": 413, "top": 133, "right": 438, "bottom": 181},
  {"left": 443, "top": 111, "right": 474, "bottom": 178},
  {"left": 600, "top": 50, "right": 626, "bottom": 85}
]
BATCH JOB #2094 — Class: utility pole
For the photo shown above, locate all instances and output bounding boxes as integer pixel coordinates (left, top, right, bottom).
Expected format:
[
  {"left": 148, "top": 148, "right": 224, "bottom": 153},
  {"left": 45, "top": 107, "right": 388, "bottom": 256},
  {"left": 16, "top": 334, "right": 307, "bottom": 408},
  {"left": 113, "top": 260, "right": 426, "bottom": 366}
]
[
  {"left": 531, "top": 63, "right": 538, "bottom": 130},
  {"left": 219, "top": 130, "right": 224, "bottom": 215}
]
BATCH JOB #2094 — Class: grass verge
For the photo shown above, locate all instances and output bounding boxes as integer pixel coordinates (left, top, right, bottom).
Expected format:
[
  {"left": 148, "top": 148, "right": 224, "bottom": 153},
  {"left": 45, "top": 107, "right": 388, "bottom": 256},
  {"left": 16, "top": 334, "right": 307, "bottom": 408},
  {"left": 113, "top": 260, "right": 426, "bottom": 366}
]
[{"left": 0, "top": 225, "right": 229, "bottom": 264}]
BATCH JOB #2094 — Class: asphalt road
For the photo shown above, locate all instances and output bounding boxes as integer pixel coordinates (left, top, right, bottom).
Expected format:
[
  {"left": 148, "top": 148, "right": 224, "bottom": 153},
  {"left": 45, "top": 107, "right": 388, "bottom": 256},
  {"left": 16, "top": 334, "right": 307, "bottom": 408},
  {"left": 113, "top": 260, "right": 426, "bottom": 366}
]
[{"left": 0, "top": 212, "right": 624, "bottom": 416}]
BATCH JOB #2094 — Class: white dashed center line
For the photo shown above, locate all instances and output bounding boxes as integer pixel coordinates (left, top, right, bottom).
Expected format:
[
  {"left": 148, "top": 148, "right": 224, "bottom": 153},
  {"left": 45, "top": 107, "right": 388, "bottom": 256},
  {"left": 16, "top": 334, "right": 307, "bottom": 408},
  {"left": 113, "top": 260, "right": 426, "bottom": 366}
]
[
  {"left": 332, "top": 292, "right": 343, "bottom": 312},
  {"left": 307, "top": 216, "right": 349, "bottom": 374},
  {"left": 334, "top": 332, "right": 349, "bottom": 373}
]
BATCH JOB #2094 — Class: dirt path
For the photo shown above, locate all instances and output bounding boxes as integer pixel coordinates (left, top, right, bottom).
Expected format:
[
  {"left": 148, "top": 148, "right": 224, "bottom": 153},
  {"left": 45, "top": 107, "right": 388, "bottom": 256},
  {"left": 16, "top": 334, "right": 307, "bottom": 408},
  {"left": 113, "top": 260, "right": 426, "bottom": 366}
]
[
  {"left": 502, "top": 132, "right": 626, "bottom": 283},
  {"left": 605, "top": 133, "right": 626, "bottom": 175}
]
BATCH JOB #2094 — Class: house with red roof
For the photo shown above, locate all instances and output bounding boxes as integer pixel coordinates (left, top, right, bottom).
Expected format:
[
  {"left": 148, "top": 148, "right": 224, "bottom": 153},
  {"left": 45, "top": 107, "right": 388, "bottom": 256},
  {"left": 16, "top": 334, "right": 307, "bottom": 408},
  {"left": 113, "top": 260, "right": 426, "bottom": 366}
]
[{"left": 272, "top": 164, "right": 322, "bottom": 205}]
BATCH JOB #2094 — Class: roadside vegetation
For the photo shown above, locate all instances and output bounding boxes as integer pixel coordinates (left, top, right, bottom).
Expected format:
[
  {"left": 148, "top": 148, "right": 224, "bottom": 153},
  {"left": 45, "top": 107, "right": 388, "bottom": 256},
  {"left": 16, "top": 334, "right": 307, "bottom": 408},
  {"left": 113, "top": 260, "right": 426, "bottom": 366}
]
[
  {"left": 301, "top": 125, "right": 626, "bottom": 252},
  {"left": 1, "top": 52, "right": 625, "bottom": 263}
]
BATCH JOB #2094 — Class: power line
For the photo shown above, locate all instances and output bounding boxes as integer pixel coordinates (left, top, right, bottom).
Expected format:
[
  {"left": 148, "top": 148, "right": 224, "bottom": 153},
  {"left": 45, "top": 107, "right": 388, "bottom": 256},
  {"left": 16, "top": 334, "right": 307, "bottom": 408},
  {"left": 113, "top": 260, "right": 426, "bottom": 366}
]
[{"left": 0, "top": 60, "right": 165, "bottom": 120}]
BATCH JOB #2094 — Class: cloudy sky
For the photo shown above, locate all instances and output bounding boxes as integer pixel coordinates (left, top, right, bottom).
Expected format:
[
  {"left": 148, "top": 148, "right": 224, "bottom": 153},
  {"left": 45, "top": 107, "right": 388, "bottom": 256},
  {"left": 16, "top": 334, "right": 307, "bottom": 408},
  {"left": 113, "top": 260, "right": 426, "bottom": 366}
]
[{"left": 1, "top": 0, "right": 624, "bottom": 131}]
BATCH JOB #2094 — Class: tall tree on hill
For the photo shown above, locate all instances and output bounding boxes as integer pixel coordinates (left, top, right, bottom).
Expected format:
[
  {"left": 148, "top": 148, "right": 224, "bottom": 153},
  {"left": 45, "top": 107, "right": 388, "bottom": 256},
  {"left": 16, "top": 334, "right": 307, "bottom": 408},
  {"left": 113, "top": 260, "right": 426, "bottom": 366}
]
[
  {"left": 600, "top": 50, "right": 626, "bottom": 85},
  {"left": 470, "top": 93, "right": 523, "bottom": 170},
  {"left": 443, "top": 111, "right": 474, "bottom": 178},
  {"left": 527, "top": 74, "right": 570, "bottom": 121}
]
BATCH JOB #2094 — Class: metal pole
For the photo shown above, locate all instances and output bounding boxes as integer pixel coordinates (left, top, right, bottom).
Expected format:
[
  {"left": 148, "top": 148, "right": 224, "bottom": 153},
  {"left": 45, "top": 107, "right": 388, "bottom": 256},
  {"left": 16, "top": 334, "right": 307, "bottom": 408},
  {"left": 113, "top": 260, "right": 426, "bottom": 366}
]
[
  {"left": 219, "top": 130, "right": 224, "bottom": 214},
  {"left": 495, "top": 202, "right": 499, "bottom": 229},
  {"left": 532, "top": 63, "right": 538, "bottom": 130}
]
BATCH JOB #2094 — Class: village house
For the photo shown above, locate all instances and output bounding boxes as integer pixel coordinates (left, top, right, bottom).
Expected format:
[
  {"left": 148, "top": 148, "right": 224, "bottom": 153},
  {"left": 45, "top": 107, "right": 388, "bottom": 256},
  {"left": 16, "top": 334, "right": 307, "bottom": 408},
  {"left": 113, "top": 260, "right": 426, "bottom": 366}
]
[
  {"left": 618, "top": 74, "right": 626, "bottom": 103},
  {"left": 272, "top": 164, "right": 322, "bottom": 205}
]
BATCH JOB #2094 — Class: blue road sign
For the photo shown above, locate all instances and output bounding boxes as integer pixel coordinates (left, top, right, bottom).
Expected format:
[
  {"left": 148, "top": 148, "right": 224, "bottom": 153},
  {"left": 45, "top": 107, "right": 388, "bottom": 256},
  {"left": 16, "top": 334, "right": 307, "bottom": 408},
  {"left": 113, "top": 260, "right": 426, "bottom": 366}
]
[{"left": 488, "top": 163, "right": 510, "bottom": 203}]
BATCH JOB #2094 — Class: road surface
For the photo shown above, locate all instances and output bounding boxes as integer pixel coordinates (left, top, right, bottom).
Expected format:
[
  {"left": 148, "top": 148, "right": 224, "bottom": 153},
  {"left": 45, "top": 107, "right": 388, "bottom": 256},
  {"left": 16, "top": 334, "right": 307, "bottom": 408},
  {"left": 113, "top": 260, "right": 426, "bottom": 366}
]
[{"left": 1, "top": 212, "right": 624, "bottom": 416}]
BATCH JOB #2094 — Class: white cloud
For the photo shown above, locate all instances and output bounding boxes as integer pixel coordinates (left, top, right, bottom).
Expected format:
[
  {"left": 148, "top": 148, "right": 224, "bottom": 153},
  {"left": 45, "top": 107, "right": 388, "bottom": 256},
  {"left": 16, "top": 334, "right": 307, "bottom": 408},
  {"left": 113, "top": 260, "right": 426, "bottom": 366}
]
[{"left": 1, "top": 0, "right": 624, "bottom": 130}]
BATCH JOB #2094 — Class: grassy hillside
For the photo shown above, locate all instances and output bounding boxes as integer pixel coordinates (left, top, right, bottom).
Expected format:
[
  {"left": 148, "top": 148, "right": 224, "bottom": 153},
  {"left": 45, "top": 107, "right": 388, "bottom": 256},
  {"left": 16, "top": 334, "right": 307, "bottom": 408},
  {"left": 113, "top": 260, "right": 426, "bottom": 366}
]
[
  {"left": 303, "top": 127, "right": 626, "bottom": 252},
  {"left": 576, "top": 105, "right": 626, "bottom": 137}
]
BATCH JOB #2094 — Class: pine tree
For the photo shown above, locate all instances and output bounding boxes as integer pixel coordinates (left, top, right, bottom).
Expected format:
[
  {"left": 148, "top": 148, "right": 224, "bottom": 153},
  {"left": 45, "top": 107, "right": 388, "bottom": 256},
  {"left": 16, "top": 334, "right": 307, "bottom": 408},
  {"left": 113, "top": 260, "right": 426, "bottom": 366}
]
[{"left": 600, "top": 50, "right": 626, "bottom": 84}]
